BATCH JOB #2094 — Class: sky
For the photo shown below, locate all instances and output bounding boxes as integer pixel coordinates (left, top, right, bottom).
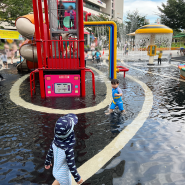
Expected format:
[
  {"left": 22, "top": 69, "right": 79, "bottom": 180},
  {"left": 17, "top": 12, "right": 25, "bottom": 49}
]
[{"left": 123, "top": 0, "right": 167, "bottom": 23}]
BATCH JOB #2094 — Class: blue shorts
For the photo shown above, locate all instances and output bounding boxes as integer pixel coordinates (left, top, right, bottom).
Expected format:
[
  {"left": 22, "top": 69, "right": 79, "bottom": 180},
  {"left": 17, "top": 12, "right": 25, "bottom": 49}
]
[{"left": 110, "top": 101, "right": 124, "bottom": 111}]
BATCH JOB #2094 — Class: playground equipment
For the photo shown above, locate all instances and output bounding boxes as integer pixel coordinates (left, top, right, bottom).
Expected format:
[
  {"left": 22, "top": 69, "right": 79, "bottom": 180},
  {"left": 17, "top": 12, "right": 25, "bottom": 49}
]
[
  {"left": 16, "top": 14, "right": 38, "bottom": 70},
  {"left": 15, "top": 0, "right": 128, "bottom": 98},
  {"left": 135, "top": 24, "right": 173, "bottom": 65},
  {"left": 147, "top": 45, "right": 157, "bottom": 56},
  {"left": 84, "top": 21, "right": 129, "bottom": 79},
  {"left": 16, "top": 0, "right": 95, "bottom": 98},
  {"left": 178, "top": 64, "right": 185, "bottom": 80},
  {"left": 16, "top": 1, "right": 78, "bottom": 70},
  {"left": 45, "top": 74, "right": 81, "bottom": 97},
  {"left": 116, "top": 66, "right": 129, "bottom": 78}
]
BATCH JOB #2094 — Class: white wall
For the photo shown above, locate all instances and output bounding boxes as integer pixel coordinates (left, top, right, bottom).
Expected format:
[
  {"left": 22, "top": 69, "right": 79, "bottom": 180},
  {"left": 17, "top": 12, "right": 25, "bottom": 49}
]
[
  {"left": 114, "top": 0, "right": 124, "bottom": 21},
  {"left": 101, "top": 0, "right": 111, "bottom": 15}
]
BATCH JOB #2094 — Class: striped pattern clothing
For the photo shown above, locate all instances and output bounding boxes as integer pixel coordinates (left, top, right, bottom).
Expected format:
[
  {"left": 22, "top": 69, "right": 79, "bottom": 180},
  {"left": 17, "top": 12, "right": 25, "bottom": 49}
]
[{"left": 45, "top": 142, "right": 81, "bottom": 184}]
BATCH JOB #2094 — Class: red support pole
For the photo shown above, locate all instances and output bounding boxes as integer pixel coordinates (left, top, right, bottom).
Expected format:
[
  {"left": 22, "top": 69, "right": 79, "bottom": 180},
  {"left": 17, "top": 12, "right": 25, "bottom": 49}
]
[
  {"left": 38, "top": 0, "right": 46, "bottom": 66},
  {"left": 32, "top": 0, "right": 45, "bottom": 98},
  {"left": 78, "top": 0, "right": 86, "bottom": 97},
  {"left": 85, "top": 12, "right": 91, "bottom": 21},
  {"left": 43, "top": 0, "right": 50, "bottom": 60},
  {"left": 43, "top": 0, "right": 50, "bottom": 40},
  {"left": 85, "top": 69, "right": 95, "bottom": 95}
]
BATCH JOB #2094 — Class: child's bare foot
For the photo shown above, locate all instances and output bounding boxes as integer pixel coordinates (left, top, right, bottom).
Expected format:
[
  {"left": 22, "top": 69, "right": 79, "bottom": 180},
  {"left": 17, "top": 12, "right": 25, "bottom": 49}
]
[
  {"left": 121, "top": 110, "right": 125, "bottom": 115},
  {"left": 105, "top": 109, "right": 113, "bottom": 115}
]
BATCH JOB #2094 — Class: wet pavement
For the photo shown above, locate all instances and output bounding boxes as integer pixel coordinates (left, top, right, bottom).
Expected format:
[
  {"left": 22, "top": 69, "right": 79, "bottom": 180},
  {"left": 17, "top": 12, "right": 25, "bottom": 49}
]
[{"left": 1, "top": 57, "right": 185, "bottom": 185}]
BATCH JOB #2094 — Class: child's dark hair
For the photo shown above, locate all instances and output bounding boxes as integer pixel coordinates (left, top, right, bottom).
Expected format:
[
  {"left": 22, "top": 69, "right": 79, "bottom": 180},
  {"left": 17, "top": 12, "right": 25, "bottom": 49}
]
[{"left": 111, "top": 79, "right": 119, "bottom": 84}]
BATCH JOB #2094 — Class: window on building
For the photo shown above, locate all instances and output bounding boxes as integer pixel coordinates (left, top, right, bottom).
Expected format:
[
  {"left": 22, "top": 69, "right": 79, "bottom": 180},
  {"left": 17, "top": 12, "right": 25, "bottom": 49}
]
[
  {"left": 84, "top": 1, "right": 100, "bottom": 12},
  {"left": 112, "top": 3, "right": 113, "bottom": 8}
]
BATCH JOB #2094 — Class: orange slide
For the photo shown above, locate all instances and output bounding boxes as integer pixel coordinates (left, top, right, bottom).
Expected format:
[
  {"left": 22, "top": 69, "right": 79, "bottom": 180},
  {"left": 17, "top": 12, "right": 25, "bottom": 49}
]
[{"left": 16, "top": 14, "right": 38, "bottom": 70}]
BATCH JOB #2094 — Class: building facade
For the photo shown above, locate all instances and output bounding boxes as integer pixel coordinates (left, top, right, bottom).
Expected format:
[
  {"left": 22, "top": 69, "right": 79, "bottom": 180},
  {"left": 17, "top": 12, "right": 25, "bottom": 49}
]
[
  {"left": 84, "top": 0, "right": 124, "bottom": 22},
  {"left": 63, "top": 0, "right": 124, "bottom": 22}
]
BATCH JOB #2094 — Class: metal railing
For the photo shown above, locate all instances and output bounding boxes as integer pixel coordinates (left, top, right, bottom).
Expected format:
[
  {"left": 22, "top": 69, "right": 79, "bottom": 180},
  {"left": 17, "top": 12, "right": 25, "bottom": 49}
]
[{"left": 39, "top": 39, "right": 80, "bottom": 70}]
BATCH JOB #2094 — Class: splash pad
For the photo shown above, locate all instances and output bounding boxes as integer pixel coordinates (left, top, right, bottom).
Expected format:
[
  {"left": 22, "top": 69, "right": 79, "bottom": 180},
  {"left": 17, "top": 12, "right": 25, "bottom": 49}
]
[{"left": 135, "top": 24, "right": 173, "bottom": 65}]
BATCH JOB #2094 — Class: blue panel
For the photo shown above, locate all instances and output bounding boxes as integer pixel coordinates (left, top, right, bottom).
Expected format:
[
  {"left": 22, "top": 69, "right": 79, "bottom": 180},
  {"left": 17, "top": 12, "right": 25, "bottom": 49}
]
[
  {"left": 112, "top": 25, "right": 114, "bottom": 79},
  {"left": 109, "top": 25, "right": 112, "bottom": 78},
  {"left": 110, "top": 25, "right": 112, "bottom": 79},
  {"left": 47, "top": 86, "right": 51, "bottom": 88},
  {"left": 75, "top": 85, "right": 78, "bottom": 88},
  {"left": 110, "top": 25, "right": 114, "bottom": 79},
  {"left": 63, "top": 2, "right": 76, "bottom": 10}
]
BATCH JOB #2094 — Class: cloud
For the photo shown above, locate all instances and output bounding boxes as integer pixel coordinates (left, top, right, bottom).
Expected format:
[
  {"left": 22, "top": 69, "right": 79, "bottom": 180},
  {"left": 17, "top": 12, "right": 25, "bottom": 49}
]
[{"left": 124, "top": 0, "right": 167, "bottom": 23}]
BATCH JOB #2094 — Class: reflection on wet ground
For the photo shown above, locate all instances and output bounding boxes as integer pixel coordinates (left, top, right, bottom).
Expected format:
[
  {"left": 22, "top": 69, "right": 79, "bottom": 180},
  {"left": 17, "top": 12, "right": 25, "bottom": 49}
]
[
  {"left": 0, "top": 61, "right": 144, "bottom": 185},
  {"left": 20, "top": 69, "right": 106, "bottom": 110},
  {"left": 1, "top": 57, "right": 185, "bottom": 184},
  {"left": 85, "top": 60, "right": 185, "bottom": 185}
]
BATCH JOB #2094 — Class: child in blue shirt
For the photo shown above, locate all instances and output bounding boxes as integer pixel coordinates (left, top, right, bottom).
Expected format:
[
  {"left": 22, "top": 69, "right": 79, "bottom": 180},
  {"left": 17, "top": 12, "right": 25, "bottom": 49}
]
[
  {"left": 95, "top": 49, "right": 101, "bottom": 64},
  {"left": 106, "top": 79, "right": 125, "bottom": 115},
  {"left": 45, "top": 114, "right": 83, "bottom": 185}
]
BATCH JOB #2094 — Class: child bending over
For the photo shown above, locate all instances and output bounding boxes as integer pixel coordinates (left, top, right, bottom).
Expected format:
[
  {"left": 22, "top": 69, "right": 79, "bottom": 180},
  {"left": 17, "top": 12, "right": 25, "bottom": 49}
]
[{"left": 45, "top": 114, "right": 83, "bottom": 185}]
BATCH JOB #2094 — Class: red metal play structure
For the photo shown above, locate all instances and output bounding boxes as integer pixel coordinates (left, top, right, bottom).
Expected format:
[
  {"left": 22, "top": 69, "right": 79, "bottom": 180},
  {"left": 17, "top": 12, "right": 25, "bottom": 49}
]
[
  {"left": 16, "top": 0, "right": 129, "bottom": 98},
  {"left": 28, "top": 0, "right": 95, "bottom": 98}
]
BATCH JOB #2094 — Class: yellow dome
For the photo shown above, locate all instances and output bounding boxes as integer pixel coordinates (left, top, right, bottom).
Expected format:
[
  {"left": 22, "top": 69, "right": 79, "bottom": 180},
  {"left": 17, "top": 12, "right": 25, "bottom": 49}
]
[{"left": 135, "top": 24, "right": 173, "bottom": 34}]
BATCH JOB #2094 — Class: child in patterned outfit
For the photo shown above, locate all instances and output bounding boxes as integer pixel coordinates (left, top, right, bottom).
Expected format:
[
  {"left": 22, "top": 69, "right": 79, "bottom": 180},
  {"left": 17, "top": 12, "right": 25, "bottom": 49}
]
[
  {"left": 105, "top": 79, "right": 125, "bottom": 115},
  {"left": 45, "top": 114, "right": 83, "bottom": 185}
]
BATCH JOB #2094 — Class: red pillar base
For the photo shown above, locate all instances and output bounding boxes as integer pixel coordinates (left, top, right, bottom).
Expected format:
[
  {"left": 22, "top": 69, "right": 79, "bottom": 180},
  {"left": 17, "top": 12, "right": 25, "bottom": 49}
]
[
  {"left": 39, "top": 69, "right": 46, "bottom": 99},
  {"left": 81, "top": 69, "right": 86, "bottom": 97}
]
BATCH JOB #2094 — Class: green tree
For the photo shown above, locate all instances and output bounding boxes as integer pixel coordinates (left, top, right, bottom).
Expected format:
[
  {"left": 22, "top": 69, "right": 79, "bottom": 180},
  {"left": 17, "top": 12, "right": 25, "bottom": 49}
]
[
  {"left": 125, "top": 10, "right": 147, "bottom": 34},
  {"left": 0, "top": 0, "right": 33, "bottom": 25},
  {"left": 158, "top": 0, "right": 185, "bottom": 30},
  {"left": 173, "top": 30, "right": 181, "bottom": 36}
]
